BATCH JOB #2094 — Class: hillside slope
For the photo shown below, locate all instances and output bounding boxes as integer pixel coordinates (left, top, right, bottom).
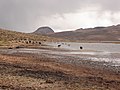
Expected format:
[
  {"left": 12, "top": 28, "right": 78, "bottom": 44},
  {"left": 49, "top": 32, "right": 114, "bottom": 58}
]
[
  {"left": 0, "top": 28, "right": 62, "bottom": 46},
  {"left": 49, "top": 25, "right": 120, "bottom": 42}
]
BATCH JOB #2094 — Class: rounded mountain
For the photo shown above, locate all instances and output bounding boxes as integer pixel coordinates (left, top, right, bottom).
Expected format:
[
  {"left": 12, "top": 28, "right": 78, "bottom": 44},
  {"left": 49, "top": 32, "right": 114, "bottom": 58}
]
[{"left": 33, "top": 26, "right": 54, "bottom": 35}]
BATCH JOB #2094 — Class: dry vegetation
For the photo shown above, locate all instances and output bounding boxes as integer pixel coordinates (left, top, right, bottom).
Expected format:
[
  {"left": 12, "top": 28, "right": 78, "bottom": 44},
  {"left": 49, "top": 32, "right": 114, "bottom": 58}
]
[
  {"left": 0, "top": 28, "right": 120, "bottom": 90},
  {"left": 0, "top": 52, "right": 120, "bottom": 90},
  {"left": 0, "top": 28, "right": 65, "bottom": 47}
]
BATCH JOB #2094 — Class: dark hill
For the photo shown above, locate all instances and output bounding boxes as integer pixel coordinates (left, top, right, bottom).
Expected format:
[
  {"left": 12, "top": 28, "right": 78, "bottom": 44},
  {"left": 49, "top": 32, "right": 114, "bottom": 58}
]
[{"left": 33, "top": 27, "right": 54, "bottom": 35}]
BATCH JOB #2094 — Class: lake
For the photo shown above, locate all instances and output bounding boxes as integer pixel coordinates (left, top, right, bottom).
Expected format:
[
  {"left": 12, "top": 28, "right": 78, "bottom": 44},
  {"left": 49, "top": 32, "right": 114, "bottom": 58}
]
[
  {"left": 45, "top": 42, "right": 120, "bottom": 53},
  {"left": 44, "top": 42, "right": 120, "bottom": 66},
  {"left": 0, "top": 42, "right": 120, "bottom": 66}
]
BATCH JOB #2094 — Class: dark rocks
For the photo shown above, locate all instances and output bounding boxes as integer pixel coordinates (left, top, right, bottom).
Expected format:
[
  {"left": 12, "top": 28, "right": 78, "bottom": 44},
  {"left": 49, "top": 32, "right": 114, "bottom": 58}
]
[
  {"left": 15, "top": 46, "right": 24, "bottom": 49},
  {"left": 8, "top": 46, "right": 24, "bottom": 49},
  {"left": 46, "top": 79, "right": 54, "bottom": 83},
  {"left": 8, "top": 47, "right": 13, "bottom": 49}
]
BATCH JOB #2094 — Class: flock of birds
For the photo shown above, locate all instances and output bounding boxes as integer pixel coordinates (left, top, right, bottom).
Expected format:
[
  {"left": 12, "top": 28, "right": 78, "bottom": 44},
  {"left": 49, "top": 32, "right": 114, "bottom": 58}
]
[{"left": 57, "top": 43, "right": 83, "bottom": 50}]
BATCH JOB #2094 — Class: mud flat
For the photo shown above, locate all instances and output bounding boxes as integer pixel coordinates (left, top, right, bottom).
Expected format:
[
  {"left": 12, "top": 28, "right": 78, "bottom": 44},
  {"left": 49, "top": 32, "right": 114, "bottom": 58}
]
[{"left": 0, "top": 44, "right": 120, "bottom": 90}]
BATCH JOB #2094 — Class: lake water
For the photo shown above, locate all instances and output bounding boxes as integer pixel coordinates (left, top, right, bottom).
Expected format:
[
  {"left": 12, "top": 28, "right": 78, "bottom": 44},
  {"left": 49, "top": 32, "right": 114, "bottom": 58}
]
[
  {"left": 0, "top": 42, "right": 120, "bottom": 66},
  {"left": 45, "top": 42, "right": 120, "bottom": 53},
  {"left": 44, "top": 42, "right": 120, "bottom": 66}
]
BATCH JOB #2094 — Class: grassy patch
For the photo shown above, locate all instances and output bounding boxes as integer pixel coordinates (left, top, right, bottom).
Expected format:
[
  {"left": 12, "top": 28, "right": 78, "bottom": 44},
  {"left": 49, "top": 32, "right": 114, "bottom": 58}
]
[
  {"left": 0, "top": 40, "right": 10, "bottom": 46},
  {"left": 0, "top": 28, "right": 66, "bottom": 46}
]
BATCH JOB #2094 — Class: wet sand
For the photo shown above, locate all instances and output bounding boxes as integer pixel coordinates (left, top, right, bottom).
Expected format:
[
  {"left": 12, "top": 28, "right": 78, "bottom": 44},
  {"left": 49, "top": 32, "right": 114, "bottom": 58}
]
[{"left": 0, "top": 46, "right": 120, "bottom": 90}]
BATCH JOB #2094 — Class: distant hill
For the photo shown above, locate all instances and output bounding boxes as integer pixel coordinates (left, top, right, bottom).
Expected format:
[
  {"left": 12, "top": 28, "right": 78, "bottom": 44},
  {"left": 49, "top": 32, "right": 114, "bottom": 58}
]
[
  {"left": 33, "top": 26, "right": 54, "bottom": 35},
  {"left": 0, "top": 28, "right": 63, "bottom": 46},
  {"left": 49, "top": 25, "right": 120, "bottom": 42}
]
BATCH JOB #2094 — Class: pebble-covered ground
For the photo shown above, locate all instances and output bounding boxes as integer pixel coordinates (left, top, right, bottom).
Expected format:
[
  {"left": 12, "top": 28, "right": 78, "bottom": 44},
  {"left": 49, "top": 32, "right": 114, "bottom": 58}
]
[{"left": 0, "top": 47, "right": 120, "bottom": 90}]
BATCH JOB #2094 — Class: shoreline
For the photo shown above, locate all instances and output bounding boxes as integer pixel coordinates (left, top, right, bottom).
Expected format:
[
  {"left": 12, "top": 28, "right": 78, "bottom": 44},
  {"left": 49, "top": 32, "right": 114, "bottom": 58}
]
[{"left": 0, "top": 44, "right": 120, "bottom": 89}]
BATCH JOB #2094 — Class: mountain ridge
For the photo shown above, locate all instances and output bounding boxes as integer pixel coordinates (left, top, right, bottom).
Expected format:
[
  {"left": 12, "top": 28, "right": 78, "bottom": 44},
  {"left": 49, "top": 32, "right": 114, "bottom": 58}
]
[{"left": 48, "top": 24, "right": 120, "bottom": 41}]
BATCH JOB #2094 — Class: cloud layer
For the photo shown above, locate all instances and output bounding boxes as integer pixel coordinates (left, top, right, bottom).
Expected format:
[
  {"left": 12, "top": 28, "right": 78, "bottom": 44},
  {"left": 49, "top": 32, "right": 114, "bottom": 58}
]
[{"left": 0, "top": 0, "right": 120, "bottom": 32}]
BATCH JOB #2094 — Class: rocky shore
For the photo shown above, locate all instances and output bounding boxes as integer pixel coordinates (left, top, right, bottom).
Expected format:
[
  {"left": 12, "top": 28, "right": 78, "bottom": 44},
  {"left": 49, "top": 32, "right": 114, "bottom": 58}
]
[{"left": 0, "top": 46, "right": 120, "bottom": 90}]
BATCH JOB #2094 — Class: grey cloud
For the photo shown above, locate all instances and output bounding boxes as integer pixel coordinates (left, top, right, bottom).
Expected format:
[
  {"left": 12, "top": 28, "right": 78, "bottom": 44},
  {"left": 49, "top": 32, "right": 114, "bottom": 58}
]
[
  {"left": 0, "top": 0, "right": 120, "bottom": 32},
  {"left": 0, "top": 0, "right": 83, "bottom": 32}
]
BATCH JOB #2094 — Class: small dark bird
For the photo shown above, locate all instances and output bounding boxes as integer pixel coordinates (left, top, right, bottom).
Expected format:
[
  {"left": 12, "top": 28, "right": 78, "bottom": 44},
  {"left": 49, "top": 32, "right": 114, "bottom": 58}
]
[
  {"left": 58, "top": 45, "right": 61, "bottom": 47},
  {"left": 80, "top": 46, "right": 83, "bottom": 49},
  {"left": 68, "top": 44, "right": 70, "bottom": 46},
  {"left": 39, "top": 42, "right": 41, "bottom": 44},
  {"left": 29, "top": 41, "right": 31, "bottom": 43},
  {"left": 26, "top": 41, "right": 28, "bottom": 44}
]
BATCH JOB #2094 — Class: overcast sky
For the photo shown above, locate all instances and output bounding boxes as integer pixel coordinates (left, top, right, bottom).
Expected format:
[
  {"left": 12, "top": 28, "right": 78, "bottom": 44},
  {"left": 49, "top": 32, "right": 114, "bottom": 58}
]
[{"left": 0, "top": 0, "right": 120, "bottom": 32}]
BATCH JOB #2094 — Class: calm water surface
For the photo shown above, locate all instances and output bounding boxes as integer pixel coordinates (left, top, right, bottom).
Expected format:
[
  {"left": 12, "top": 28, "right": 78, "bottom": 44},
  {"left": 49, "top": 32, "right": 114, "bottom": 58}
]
[
  {"left": 45, "top": 42, "right": 120, "bottom": 53},
  {"left": 44, "top": 42, "right": 120, "bottom": 66},
  {"left": 0, "top": 42, "right": 120, "bottom": 66}
]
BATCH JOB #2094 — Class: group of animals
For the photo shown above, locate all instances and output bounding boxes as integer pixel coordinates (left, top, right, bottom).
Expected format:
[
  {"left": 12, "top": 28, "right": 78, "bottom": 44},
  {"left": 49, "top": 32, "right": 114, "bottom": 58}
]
[
  {"left": 9, "top": 39, "right": 83, "bottom": 50},
  {"left": 18, "top": 39, "right": 42, "bottom": 45},
  {"left": 8, "top": 38, "right": 42, "bottom": 49},
  {"left": 57, "top": 43, "right": 83, "bottom": 49}
]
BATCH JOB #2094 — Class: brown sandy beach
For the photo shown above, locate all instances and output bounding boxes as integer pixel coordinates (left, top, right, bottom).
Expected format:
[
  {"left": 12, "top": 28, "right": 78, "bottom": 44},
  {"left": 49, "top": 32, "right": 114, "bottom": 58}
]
[{"left": 0, "top": 46, "right": 120, "bottom": 90}]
